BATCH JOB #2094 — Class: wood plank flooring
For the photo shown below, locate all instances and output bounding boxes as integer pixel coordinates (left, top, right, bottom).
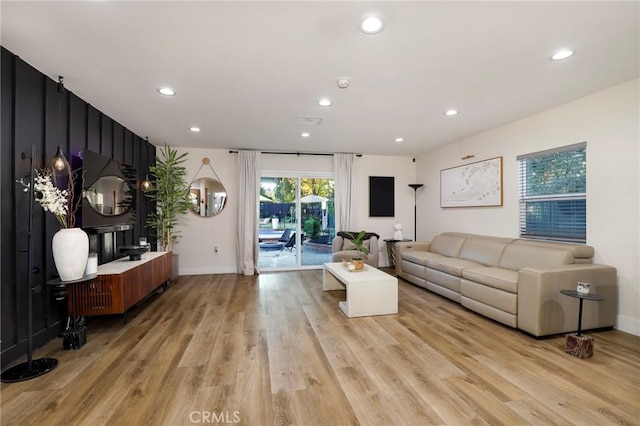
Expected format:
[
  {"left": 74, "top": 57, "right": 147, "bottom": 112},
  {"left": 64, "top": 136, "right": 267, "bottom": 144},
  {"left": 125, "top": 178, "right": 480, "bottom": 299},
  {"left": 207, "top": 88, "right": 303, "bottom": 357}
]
[{"left": 2, "top": 270, "right": 639, "bottom": 425}]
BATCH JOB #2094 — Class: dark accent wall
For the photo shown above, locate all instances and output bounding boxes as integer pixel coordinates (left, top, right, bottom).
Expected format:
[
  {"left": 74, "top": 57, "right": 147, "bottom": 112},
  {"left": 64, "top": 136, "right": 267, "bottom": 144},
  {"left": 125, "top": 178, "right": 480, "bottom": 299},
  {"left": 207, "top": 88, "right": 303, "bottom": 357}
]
[{"left": 0, "top": 47, "right": 157, "bottom": 367}]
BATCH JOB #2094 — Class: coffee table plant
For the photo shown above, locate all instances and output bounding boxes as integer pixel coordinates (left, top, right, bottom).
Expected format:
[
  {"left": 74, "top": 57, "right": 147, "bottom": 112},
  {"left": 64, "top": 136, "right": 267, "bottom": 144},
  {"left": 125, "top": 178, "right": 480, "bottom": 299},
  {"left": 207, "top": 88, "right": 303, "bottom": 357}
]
[{"left": 346, "top": 230, "right": 370, "bottom": 270}]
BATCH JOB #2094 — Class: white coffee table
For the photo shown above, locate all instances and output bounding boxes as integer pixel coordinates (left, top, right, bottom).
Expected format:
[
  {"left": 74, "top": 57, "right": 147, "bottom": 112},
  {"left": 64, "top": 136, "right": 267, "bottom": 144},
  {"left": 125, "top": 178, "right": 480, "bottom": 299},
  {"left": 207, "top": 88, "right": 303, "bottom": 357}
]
[{"left": 323, "top": 262, "right": 398, "bottom": 318}]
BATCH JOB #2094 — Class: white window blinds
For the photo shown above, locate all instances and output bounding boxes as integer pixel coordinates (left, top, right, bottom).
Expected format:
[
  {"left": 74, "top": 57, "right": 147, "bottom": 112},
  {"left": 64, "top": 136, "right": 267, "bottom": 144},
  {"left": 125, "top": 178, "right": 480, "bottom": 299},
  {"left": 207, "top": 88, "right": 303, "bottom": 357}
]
[{"left": 517, "top": 142, "right": 586, "bottom": 243}]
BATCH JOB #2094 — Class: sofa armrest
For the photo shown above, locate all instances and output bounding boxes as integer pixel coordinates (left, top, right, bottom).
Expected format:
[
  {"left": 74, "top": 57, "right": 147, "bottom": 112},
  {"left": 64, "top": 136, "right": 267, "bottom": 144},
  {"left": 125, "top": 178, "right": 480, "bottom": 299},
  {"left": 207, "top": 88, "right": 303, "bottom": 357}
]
[
  {"left": 517, "top": 264, "right": 617, "bottom": 337},
  {"left": 395, "top": 241, "right": 431, "bottom": 276}
]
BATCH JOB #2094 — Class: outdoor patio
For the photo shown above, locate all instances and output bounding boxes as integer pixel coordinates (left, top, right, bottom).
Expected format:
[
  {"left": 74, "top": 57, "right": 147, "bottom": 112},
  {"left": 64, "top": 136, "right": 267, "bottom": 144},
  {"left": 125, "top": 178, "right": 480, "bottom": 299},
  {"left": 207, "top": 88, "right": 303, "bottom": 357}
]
[{"left": 258, "top": 237, "right": 333, "bottom": 270}]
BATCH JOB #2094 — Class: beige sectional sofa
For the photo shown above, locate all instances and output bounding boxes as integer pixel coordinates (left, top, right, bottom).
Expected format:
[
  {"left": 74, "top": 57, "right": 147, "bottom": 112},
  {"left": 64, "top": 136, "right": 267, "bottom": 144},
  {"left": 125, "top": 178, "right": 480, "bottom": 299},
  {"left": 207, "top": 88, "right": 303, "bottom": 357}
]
[{"left": 395, "top": 232, "right": 617, "bottom": 337}]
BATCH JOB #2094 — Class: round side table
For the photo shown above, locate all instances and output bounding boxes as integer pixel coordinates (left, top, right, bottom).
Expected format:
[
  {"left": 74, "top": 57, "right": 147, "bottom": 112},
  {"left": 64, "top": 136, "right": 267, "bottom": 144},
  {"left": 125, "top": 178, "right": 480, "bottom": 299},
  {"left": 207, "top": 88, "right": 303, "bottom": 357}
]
[
  {"left": 560, "top": 289, "right": 605, "bottom": 358},
  {"left": 47, "top": 274, "right": 98, "bottom": 350}
]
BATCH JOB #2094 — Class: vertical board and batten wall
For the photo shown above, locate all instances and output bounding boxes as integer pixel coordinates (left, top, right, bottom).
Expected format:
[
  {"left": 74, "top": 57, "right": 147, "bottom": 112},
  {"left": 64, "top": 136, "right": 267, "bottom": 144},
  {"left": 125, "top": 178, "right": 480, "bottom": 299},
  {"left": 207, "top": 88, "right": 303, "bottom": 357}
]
[{"left": 1, "top": 47, "right": 157, "bottom": 366}]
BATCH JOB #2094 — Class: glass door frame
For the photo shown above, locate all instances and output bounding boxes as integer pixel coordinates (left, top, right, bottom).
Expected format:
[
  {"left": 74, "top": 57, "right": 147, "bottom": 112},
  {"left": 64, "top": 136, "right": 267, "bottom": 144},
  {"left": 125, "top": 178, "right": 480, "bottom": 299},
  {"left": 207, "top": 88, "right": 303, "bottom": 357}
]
[{"left": 259, "top": 170, "right": 333, "bottom": 272}]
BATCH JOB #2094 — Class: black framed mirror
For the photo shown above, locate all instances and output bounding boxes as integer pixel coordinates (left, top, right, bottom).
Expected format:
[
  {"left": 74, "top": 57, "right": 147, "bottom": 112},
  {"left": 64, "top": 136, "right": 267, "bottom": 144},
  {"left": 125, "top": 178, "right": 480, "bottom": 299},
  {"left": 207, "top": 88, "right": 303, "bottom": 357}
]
[{"left": 85, "top": 175, "right": 133, "bottom": 216}]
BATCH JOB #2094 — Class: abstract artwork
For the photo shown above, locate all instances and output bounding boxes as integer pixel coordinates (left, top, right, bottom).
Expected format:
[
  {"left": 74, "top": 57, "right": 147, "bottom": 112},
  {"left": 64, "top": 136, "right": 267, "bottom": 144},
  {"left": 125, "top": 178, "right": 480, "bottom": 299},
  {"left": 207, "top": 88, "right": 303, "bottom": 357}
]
[{"left": 440, "top": 157, "right": 503, "bottom": 208}]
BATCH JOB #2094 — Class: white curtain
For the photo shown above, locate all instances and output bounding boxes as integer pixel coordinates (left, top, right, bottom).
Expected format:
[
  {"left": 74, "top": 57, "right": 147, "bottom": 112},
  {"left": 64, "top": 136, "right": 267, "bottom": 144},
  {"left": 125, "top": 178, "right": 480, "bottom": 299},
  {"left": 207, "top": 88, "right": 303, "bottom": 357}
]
[
  {"left": 236, "top": 150, "right": 261, "bottom": 275},
  {"left": 333, "top": 153, "right": 356, "bottom": 231}
]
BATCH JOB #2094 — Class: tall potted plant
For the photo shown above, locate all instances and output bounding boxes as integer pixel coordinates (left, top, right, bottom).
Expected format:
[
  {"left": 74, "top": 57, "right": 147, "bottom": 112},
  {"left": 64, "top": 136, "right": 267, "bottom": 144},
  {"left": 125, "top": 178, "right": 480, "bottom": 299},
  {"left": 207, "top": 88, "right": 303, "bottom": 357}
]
[{"left": 144, "top": 145, "right": 191, "bottom": 253}]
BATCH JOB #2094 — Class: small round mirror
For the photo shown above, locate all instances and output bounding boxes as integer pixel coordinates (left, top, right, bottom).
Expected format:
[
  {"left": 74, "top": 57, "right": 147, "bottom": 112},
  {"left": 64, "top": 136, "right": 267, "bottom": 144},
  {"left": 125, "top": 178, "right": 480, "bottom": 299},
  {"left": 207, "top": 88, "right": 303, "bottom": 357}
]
[
  {"left": 188, "top": 177, "right": 227, "bottom": 217},
  {"left": 85, "top": 175, "right": 133, "bottom": 216}
]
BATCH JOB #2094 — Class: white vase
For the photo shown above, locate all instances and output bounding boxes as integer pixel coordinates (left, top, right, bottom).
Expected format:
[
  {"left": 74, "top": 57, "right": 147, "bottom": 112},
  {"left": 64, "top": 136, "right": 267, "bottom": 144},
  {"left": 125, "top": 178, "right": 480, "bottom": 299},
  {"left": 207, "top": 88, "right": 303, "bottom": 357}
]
[{"left": 52, "top": 228, "right": 89, "bottom": 281}]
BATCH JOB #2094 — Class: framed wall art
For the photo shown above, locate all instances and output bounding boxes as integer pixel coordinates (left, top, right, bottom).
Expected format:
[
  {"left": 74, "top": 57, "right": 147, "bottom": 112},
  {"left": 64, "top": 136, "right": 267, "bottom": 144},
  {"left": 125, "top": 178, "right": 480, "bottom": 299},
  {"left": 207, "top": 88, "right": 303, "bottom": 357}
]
[
  {"left": 440, "top": 156, "right": 503, "bottom": 208},
  {"left": 369, "top": 176, "right": 394, "bottom": 217}
]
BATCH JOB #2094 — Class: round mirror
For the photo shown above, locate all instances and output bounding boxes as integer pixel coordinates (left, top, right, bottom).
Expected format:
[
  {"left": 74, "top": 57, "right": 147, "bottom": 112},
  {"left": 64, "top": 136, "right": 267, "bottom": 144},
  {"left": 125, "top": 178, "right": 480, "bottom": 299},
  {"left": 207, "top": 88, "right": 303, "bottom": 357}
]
[
  {"left": 85, "top": 175, "right": 133, "bottom": 216},
  {"left": 188, "top": 177, "right": 227, "bottom": 217}
]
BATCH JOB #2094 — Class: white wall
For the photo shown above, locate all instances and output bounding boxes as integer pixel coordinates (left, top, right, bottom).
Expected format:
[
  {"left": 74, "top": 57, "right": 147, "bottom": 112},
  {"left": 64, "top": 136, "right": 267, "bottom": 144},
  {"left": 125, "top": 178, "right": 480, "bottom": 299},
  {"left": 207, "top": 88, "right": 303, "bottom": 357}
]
[
  {"left": 173, "top": 148, "right": 238, "bottom": 275},
  {"left": 353, "top": 155, "right": 418, "bottom": 266},
  {"left": 416, "top": 79, "right": 640, "bottom": 335},
  {"left": 174, "top": 150, "right": 416, "bottom": 272}
]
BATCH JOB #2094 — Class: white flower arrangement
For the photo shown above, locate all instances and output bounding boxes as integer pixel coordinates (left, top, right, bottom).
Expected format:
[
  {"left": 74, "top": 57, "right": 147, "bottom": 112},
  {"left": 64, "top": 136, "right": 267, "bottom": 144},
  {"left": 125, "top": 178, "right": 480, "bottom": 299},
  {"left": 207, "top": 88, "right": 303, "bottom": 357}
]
[{"left": 18, "top": 168, "right": 75, "bottom": 228}]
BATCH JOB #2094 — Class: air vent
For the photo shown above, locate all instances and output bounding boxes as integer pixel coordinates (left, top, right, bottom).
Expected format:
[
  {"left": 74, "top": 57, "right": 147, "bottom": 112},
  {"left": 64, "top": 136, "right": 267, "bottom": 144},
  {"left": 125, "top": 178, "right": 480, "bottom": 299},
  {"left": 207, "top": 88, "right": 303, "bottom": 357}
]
[{"left": 297, "top": 116, "right": 323, "bottom": 126}]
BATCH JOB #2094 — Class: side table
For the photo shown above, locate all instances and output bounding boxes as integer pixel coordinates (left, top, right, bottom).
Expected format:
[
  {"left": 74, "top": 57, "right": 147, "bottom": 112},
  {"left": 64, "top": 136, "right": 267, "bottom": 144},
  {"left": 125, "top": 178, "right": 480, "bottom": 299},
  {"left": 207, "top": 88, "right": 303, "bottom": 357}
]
[
  {"left": 383, "top": 239, "right": 411, "bottom": 268},
  {"left": 560, "top": 289, "right": 605, "bottom": 358},
  {"left": 47, "top": 274, "right": 97, "bottom": 349}
]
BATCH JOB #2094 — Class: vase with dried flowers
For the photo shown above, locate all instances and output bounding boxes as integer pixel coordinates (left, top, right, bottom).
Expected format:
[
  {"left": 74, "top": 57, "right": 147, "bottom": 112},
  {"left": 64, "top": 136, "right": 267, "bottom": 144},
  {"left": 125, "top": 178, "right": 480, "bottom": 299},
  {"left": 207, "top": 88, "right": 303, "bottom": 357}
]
[{"left": 19, "top": 153, "right": 88, "bottom": 281}]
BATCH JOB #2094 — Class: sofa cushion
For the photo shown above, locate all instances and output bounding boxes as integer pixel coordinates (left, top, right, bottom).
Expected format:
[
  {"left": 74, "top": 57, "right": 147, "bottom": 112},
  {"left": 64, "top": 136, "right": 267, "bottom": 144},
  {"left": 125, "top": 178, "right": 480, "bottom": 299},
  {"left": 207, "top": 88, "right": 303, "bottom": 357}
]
[
  {"left": 402, "top": 250, "right": 443, "bottom": 266},
  {"left": 342, "top": 239, "right": 356, "bottom": 250},
  {"left": 461, "top": 296, "right": 517, "bottom": 328},
  {"left": 342, "top": 238, "right": 372, "bottom": 252},
  {"left": 498, "top": 244, "right": 574, "bottom": 271},
  {"left": 461, "top": 280, "right": 518, "bottom": 315},
  {"left": 426, "top": 257, "right": 482, "bottom": 277},
  {"left": 426, "top": 268, "right": 462, "bottom": 293},
  {"left": 458, "top": 238, "right": 508, "bottom": 267},
  {"left": 462, "top": 267, "right": 518, "bottom": 293},
  {"left": 401, "top": 259, "right": 427, "bottom": 280},
  {"left": 512, "top": 239, "right": 593, "bottom": 262},
  {"left": 429, "top": 234, "right": 466, "bottom": 257},
  {"left": 442, "top": 232, "right": 516, "bottom": 244}
]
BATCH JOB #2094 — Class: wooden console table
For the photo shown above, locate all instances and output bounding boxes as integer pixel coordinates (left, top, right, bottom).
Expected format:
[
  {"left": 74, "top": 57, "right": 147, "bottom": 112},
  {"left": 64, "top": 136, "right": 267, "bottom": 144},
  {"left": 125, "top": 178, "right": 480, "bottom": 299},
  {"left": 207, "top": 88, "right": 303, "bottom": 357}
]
[{"left": 70, "top": 251, "right": 172, "bottom": 323}]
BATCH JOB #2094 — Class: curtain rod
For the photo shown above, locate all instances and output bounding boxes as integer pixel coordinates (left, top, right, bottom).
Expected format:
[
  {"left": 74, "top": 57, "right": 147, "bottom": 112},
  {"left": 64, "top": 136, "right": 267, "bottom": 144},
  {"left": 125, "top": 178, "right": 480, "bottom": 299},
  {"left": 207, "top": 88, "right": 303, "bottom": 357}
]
[{"left": 228, "top": 150, "right": 362, "bottom": 157}]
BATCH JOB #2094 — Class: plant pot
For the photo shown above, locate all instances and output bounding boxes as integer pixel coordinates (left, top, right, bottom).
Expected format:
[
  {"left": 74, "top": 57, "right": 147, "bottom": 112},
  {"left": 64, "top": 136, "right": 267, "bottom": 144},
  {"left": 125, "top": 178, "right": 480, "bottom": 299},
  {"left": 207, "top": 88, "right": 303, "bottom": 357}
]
[
  {"left": 352, "top": 259, "right": 365, "bottom": 271},
  {"left": 271, "top": 218, "right": 279, "bottom": 230},
  {"left": 52, "top": 228, "right": 89, "bottom": 281}
]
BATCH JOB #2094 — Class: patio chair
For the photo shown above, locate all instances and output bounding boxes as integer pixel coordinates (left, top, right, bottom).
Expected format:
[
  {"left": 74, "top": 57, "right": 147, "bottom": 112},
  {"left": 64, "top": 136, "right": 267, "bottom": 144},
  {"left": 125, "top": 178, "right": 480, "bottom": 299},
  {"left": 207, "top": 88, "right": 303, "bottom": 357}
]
[
  {"left": 281, "top": 232, "right": 296, "bottom": 252},
  {"left": 278, "top": 228, "right": 292, "bottom": 243}
]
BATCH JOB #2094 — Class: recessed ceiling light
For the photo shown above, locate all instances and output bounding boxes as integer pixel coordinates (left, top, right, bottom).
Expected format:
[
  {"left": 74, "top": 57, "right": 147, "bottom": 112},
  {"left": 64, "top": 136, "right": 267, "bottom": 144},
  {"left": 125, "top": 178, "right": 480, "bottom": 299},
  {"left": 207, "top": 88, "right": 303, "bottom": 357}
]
[
  {"left": 444, "top": 109, "right": 459, "bottom": 116},
  {"left": 551, "top": 49, "right": 574, "bottom": 61},
  {"left": 157, "top": 87, "right": 176, "bottom": 96},
  {"left": 317, "top": 98, "right": 332, "bottom": 107},
  {"left": 360, "top": 15, "right": 384, "bottom": 34},
  {"left": 394, "top": 137, "right": 404, "bottom": 143},
  {"left": 301, "top": 132, "right": 310, "bottom": 138},
  {"left": 190, "top": 126, "right": 201, "bottom": 132}
]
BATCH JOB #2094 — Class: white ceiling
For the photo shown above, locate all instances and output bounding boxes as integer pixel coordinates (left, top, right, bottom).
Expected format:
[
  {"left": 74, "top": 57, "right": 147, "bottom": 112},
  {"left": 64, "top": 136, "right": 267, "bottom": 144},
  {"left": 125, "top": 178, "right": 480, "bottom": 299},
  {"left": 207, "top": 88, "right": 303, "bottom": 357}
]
[{"left": 2, "top": 1, "right": 638, "bottom": 156}]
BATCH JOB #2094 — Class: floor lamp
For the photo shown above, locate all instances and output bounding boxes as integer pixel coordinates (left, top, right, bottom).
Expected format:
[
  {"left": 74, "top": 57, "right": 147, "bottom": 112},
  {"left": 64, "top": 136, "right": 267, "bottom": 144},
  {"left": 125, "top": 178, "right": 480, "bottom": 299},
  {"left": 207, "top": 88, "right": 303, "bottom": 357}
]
[
  {"left": 408, "top": 184, "right": 424, "bottom": 241},
  {"left": 1, "top": 145, "right": 58, "bottom": 383}
]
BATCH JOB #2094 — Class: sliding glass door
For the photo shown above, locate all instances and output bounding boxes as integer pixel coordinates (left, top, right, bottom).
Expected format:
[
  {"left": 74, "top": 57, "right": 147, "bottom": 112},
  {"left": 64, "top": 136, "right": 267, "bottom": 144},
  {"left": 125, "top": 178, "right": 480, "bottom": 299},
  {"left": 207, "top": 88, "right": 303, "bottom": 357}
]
[{"left": 258, "top": 174, "right": 334, "bottom": 271}]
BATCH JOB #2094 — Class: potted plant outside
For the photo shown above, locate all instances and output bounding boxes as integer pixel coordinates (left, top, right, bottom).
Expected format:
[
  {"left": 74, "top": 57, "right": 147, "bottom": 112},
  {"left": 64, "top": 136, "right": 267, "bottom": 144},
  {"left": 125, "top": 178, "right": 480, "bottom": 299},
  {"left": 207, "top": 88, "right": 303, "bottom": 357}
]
[
  {"left": 346, "top": 231, "right": 370, "bottom": 271},
  {"left": 144, "top": 145, "right": 191, "bottom": 274}
]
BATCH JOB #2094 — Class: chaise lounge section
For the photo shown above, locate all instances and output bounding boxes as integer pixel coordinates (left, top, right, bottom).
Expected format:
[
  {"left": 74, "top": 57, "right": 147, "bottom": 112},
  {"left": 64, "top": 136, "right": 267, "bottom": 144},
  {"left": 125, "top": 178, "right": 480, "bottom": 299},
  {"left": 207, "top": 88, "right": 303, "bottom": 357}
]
[{"left": 395, "top": 232, "right": 617, "bottom": 337}]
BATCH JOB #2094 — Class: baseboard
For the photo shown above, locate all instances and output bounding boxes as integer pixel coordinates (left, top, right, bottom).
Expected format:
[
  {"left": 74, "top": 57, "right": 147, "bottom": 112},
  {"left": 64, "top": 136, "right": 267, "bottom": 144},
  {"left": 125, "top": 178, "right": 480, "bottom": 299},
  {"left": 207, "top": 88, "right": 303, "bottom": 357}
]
[
  {"left": 615, "top": 314, "right": 640, "bottom": 336},
  {"left": 179, "top": 266, "right": 238, "bottom": 275}
]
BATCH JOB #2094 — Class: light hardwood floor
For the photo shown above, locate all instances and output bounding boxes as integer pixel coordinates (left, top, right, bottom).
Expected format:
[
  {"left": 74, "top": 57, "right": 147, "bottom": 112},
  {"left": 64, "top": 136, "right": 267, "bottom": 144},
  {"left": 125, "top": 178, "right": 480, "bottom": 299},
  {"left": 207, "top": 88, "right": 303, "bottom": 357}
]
[{"left": 2, "top": 270, "right": 639, "bottom": 425}]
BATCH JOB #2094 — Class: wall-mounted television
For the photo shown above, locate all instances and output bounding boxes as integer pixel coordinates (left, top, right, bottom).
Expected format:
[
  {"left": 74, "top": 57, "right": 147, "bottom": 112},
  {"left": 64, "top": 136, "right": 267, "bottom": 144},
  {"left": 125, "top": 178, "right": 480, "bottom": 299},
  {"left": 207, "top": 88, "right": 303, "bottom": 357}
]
[{"left": 73, "top": 150, "right": 137, "bottom": 231}]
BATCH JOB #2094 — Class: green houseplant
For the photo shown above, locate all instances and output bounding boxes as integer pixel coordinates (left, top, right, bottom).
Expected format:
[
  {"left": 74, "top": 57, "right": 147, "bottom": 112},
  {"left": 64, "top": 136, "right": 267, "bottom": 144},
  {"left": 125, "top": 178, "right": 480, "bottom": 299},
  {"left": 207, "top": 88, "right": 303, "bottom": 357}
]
[
  {"left": 346, "top": 230, "right": 370, "bottom": 270},
  {"left": 144, "top": 145, "right": 191, "bottom": 252}
]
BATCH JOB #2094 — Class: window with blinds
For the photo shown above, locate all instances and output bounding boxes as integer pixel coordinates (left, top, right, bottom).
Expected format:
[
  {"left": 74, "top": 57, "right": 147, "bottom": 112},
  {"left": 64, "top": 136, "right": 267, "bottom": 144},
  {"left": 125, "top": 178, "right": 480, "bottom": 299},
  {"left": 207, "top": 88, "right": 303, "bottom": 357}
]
[{"left": 517, "top": 142, "right": 586, "bottom": 243}]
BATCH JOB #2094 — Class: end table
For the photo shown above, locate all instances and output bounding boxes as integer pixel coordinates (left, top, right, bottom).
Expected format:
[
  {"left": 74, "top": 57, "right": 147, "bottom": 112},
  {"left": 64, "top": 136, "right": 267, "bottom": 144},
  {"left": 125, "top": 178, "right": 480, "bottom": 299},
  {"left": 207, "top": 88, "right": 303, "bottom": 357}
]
[
  {"left": 560, "top": 289, "right": 605, "bottom": 358},
  {"left": 383, "top": 239, "right": 411, "bottom": 268},
  {"left": 47, "top": 274, "right": 97, "bottom": 349}
]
